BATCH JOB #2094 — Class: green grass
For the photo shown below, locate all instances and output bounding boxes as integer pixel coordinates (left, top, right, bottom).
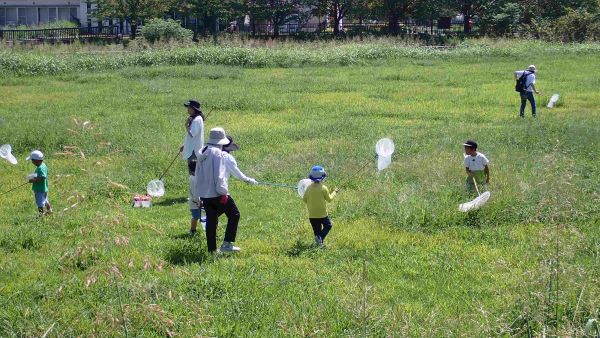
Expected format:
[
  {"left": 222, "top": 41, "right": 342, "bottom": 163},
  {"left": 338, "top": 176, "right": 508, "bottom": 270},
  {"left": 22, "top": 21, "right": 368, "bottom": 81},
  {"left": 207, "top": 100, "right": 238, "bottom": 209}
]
[{"left": 0, "top": 44, "right": 599, "bottom": 336}]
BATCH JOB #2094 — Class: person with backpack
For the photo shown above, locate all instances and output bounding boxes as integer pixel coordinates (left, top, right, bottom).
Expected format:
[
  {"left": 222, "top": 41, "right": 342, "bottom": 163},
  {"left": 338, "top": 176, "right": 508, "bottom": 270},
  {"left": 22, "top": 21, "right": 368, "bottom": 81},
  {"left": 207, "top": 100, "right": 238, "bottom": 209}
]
[{"left": 514, "top": 65, "right": 541, "bottom": 118}]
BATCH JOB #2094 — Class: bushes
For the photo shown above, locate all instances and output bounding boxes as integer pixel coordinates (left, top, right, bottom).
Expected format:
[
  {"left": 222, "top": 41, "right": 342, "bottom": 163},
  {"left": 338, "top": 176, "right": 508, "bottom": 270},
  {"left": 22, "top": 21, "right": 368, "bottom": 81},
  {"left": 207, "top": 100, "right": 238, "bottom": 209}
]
[
  {"left": 1, "top": 41, "right": 600, "bottom": 76},
  {"left": 551, "top": 10, "right": 600, "bottom": 42},
  {"left": 138, "top": 19, "right": 194, "bottom": 44},
  {"left": 10, "top": 20, "right": 79, "bottom": 30}
]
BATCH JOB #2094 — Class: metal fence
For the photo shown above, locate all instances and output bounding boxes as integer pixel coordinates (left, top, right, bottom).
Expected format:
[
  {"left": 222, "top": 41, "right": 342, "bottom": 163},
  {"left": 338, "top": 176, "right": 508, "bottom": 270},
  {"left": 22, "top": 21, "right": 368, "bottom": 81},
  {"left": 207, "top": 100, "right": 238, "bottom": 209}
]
[
  {"left": 233, "top": 20, "right": 466, "bottom": 36},
  {"left": 0, "top": 26, "right": 121, "bottom": 42}
]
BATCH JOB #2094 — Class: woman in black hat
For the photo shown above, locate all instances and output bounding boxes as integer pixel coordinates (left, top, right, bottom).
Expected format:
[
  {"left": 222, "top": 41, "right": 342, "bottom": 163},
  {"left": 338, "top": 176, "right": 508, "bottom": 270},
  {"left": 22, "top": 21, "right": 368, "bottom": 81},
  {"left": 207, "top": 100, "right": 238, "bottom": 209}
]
[{"left": 180, "top": 100, "right": 205, "bottom": 175}]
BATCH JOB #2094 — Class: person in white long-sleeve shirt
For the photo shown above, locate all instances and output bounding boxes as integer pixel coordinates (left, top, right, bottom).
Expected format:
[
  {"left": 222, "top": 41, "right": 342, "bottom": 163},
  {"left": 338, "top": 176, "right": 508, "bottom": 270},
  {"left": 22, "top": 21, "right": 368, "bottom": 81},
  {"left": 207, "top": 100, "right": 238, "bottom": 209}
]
[
  {"left": 193, "top": 127, "right": 244, "bottom": 253},
  {"left": 180, "top": 100, "right": 205, "bottom": 175}
]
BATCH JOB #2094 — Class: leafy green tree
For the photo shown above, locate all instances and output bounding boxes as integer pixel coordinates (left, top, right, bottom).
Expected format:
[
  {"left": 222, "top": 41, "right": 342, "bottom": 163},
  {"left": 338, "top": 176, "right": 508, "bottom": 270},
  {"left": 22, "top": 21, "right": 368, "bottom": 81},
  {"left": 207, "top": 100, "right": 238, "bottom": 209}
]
[
  {"left": 90, "top": 0, "right": 175, "bottom": 38},
  {"left": 312, "top": 0, "right": 368, "bottom": 35},
  {"left": 243, "top": 0, "right": 304, "bottom": 37},
  {"left": 177, "top": 0, "right": 242, "bottom": 35},
  {"left": 370, "top": 0, "right": 416, "bottom": 35}
]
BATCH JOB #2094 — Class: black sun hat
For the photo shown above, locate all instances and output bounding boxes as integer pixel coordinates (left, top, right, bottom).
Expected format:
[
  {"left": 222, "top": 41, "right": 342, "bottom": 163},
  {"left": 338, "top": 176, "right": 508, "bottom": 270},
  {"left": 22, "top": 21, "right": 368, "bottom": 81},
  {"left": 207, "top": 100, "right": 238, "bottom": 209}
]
[
  {"left": 184, "top": 99, "right": 202, "bottom": 112},
  {"left": 222, "top": 136, "right": 240, "bottom": 153},
  {"left": 463, "top": 140, "right": 478, "bottom": 149}
]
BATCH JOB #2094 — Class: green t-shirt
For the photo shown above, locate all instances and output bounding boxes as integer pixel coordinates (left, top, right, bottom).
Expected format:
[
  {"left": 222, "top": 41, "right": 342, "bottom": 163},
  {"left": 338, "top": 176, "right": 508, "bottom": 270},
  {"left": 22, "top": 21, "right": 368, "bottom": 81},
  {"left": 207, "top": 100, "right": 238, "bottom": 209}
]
[{"left": 32, "top": 163, "right": 48, "bottom": 192}]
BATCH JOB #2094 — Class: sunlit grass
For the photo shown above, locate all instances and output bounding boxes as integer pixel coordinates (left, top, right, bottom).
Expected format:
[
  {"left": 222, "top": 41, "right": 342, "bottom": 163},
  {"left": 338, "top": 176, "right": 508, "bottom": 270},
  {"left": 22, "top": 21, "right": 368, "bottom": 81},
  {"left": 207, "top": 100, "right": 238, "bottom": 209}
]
[{"left": 0, "top": 47, "right": 599, "bottom": 336}]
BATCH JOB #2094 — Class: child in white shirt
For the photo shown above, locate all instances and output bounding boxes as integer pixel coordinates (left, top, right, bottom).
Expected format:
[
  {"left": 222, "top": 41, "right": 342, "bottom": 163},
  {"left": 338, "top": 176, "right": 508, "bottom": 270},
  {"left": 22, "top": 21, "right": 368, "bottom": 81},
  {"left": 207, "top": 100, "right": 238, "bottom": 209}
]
[{"left": 463, "top": 140, "right": 490, "bottom": 192}]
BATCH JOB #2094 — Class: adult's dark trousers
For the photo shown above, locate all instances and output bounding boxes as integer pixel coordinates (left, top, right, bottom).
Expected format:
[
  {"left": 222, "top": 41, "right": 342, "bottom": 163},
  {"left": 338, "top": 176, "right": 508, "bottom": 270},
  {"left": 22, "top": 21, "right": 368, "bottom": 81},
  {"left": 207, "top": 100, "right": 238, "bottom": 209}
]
[
  {"left": 201, "top": 196, "right": 240, "bottom": 252},
  {"left": 520, "top": 91, "right": 536, "bottom": 117},
  {"left": 309, "top": 217, "right": 332, "bottom": 240}
]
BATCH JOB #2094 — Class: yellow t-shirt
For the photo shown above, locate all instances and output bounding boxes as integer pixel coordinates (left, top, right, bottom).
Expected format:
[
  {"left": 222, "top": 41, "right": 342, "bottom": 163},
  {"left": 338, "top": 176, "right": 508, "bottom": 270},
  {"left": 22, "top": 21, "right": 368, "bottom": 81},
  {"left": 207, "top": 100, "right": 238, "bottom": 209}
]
[{"left": 302, "top": 182, "right": 336, "bottom": 218}]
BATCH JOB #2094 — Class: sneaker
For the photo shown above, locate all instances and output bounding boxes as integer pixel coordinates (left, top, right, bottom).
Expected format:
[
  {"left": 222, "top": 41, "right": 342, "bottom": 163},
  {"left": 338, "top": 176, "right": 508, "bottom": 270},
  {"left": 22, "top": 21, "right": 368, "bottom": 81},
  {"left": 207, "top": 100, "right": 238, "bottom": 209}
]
[
  {"left": 188, "top": 229, "right": 197, "bottom": 237},
  {"left": 219, "top": 241, "right": 241, "bottom": 252},
  {"left": 314, "top": 235, "right": 321, "bottom": 246}
]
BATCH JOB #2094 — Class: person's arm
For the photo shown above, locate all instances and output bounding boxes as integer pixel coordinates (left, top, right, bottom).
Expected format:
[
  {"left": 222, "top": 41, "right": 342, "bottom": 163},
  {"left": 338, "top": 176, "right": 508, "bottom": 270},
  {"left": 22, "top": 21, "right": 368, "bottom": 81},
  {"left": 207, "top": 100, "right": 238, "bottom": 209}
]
[
  {"left": 531, "top": 83, "right": 540, "bottom": 94},
  {"left": 224, "top": 154, "right": 253, "bottom": 182},
  {"left": 189, "top": 116, "right": 204, "bottom": 137},
  {"left": 323, "top": 186, "right": 337, "bottom": 202},
  {"left": 29, "top": 169, "right": 46, "bottom": 183},
  {"left": 464, "top": 157, "right": 472, "bottom": 176},
  {"left": 484, "top": 164, "right": 490, "bottom": 184}
]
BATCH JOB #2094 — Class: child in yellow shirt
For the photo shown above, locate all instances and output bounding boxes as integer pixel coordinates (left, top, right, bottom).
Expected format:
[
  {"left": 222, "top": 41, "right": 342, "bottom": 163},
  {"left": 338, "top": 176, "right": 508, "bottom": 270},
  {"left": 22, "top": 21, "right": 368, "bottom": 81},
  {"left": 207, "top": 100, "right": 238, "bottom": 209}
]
[{"left": 302, "top": 166, "right": 338, "bottom": 248}]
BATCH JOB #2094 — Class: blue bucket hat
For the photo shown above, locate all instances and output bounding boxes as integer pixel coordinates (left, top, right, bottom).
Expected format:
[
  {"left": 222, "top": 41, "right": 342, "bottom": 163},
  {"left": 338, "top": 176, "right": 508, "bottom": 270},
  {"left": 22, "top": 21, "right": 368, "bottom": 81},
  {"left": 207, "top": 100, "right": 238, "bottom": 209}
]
[{"left": 309, "top": 165, "right": 326, "bottom": 182}]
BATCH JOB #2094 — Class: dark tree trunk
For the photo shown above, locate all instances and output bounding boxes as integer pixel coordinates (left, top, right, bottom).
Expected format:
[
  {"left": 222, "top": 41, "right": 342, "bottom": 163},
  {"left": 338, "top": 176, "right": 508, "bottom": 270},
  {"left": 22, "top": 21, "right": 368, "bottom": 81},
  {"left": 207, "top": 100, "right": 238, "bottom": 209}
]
[
  {"left": 333, "top": 8, "right": 340, "bottom": 36},
  {"left": 387, "top": 12, "right": 400, "bottom": 35},
  {"left": 462, "top": 4, "right": 471, "bottom": 34},
  {"left": 202, "top": 15, "right": 209, "bottom": 36},
  {"left": 131, "top": 24, "right": 137, "bottom": 39},
  {"left": 273, "top": 19, "right": 280, "bottom": 37}
]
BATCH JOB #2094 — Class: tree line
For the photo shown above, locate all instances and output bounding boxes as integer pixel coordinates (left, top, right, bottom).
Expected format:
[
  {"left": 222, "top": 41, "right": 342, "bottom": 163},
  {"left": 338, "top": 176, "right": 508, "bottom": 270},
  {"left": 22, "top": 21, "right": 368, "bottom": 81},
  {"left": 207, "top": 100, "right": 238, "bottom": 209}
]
[{"left": 91, "top": 0, "right": 599, "bottom": 40}]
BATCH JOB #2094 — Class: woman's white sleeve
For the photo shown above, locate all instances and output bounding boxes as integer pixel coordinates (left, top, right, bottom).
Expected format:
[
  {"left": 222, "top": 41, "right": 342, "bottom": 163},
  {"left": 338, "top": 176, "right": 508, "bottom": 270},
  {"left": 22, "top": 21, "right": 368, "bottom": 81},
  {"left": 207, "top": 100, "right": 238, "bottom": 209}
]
[{"left": 190, "top": 117, "right": 204, "bottom": 137}]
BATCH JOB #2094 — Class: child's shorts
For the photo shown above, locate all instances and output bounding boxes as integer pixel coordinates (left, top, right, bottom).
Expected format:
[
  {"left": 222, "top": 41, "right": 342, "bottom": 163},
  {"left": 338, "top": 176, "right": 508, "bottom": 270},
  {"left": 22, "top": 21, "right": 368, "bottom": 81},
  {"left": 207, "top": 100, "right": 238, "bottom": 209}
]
[
  {"left": 34, "top": 192, "right": 49, "bottom": 208},
  {"left": 190, "top": 208, "right": 201, "bottom": 220}
]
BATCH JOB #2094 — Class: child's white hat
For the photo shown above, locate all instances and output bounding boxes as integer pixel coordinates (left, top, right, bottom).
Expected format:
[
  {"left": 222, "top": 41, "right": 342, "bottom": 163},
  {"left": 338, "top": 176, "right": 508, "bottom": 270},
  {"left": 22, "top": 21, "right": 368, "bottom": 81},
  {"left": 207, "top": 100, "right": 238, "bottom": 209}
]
[{"left": 26, "top": 150, "right": 44, "bottom": 161}]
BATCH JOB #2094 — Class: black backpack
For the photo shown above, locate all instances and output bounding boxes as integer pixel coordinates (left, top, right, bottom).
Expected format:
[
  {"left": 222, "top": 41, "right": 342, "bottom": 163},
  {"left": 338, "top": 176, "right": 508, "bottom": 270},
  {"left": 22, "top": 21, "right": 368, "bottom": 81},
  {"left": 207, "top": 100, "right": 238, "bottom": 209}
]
[{"left": 515, "top": 71, "right": 531, "bottom": 93}]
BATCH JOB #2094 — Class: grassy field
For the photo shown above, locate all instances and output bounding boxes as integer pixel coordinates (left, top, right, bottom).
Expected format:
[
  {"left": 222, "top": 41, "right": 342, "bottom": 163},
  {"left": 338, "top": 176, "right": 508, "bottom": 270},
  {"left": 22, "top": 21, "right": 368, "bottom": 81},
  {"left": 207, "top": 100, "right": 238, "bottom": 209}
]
[{"left": 0, "top": 44, "right": 599, "bottom": 336}]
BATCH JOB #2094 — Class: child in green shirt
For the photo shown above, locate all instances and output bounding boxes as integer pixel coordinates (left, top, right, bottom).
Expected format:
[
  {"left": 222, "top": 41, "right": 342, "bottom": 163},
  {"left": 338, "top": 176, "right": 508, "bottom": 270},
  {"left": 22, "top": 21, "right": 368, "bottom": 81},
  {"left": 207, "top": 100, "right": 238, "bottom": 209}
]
[
  {"left": 302, "top": 166, "right": 338, "bottom": 248},
  {"left": 27, "top": 150, "right": 52, "bottom": 215}
]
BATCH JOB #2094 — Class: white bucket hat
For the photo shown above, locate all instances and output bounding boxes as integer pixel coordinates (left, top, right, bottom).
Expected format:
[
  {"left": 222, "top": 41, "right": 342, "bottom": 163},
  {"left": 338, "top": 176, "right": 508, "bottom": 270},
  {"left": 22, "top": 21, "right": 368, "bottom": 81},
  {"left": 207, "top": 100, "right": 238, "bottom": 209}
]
[
  {"left": 26, "top": 150, "right": 44, "bottom": 161},
  {"left": 207, "top": 127, "right": 229, "bottom": 145},
  {"left": 527, "top": 65, "right": 536, "bottom": 71}
]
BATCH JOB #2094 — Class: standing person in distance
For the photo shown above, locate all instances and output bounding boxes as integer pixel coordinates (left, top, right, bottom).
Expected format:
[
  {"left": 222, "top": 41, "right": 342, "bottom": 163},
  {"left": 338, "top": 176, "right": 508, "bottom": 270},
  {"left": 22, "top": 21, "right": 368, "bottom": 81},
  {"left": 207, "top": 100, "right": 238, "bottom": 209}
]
[
  {"left": 180, "top": 99, "right": 205, "bottom": 175},
  {"left": 193, "top": 128, "right": 242, "bottom": 254},
  {"left": 514, "top": 65, "right": 541, "bottom": 118},
  {"left": 463, "top": 140, "right": 490, "bottom": 193},
  {"left": 27, "top": 150, "right": 52, "bottom": 215},
  {"left": 181, "top": 100, "right": 205, "bottom": 237},
  {"left": 303, "top": 165, "right": 338, "bottom": 248}
]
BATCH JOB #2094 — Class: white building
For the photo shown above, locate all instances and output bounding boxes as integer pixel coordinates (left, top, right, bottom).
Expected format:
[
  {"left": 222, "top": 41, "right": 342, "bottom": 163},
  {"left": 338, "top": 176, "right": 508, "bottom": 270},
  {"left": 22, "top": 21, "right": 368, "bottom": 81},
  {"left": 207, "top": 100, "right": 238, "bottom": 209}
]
[{"left": 0, "top": 0, "right": 88, "bottom": 28}]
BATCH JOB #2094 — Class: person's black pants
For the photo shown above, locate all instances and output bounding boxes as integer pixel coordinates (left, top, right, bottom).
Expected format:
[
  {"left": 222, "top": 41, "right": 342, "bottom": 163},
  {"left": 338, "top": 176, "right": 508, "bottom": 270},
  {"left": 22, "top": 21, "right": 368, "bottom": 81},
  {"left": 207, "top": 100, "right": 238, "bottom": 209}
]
[
  {"left": 201, "top": 196, "right": 240, "bottom": 252},
  {"left": 309, "top": 217, "right": 332, "bottom": 241}
]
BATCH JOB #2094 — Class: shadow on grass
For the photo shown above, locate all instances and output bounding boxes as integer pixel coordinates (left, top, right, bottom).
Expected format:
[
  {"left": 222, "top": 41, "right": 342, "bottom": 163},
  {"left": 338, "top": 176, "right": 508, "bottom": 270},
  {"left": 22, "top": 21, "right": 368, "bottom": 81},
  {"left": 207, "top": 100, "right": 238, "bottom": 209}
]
[
  {"left": 164, "top": 240, "right": 208, "bottom": 265},
  {"left": 286, "top": 239, "right": 317, "bottom": 257},
  {"left": 463, "top": 210, "right": 482, "bottom": 228},
  {"left": 154, "top": 197, "right": 188, "bottom": 206}
]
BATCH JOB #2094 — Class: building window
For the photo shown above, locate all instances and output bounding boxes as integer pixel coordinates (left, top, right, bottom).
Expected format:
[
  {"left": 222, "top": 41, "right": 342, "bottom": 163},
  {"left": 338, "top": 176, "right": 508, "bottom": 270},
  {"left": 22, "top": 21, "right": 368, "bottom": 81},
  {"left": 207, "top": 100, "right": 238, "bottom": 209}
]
[
  {"left": 0, "top": 8, "right": 5, "bottom": 27},
  {"left": 58, "top": 7, "right": 71, "bottom": 21},
  {"left": 18, "top": 8, "right": 38, "bottom": 26},
  {"left": 49, "top": 8, "right": 57, "bottom": 22},
  {"left": 39, "top": 7, "right": 49, "bottom": 24},
  {"left": 6, "top": 8, "right": 17, "bottom": 26}
]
